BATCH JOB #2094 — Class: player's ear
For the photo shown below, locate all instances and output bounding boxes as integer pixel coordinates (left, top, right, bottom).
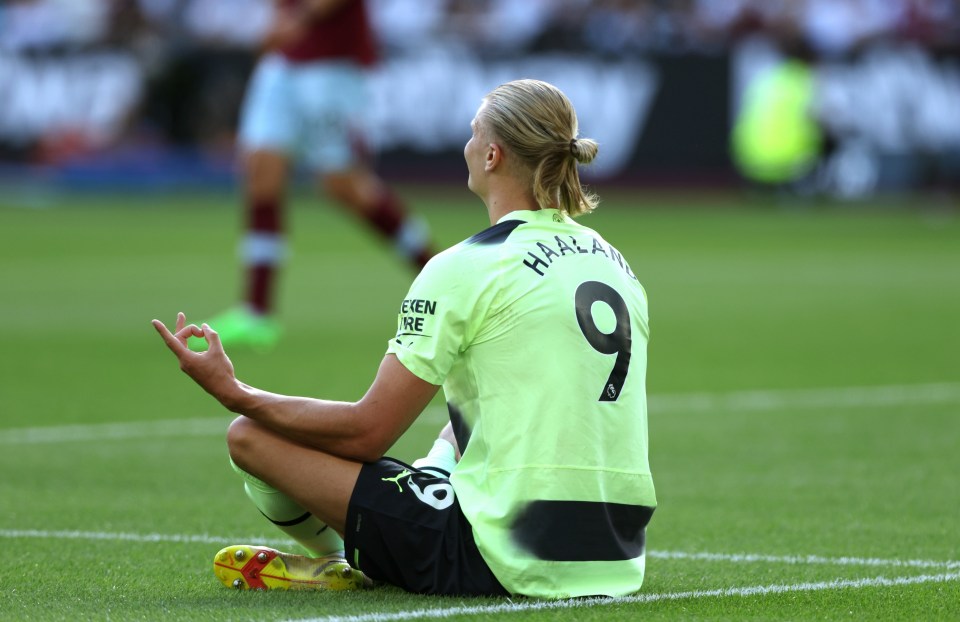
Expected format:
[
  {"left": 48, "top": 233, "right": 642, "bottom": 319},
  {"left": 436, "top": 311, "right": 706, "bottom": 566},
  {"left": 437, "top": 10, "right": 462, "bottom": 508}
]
[{"left": 485, "top": 142, "right": 502, "bottom": 172}]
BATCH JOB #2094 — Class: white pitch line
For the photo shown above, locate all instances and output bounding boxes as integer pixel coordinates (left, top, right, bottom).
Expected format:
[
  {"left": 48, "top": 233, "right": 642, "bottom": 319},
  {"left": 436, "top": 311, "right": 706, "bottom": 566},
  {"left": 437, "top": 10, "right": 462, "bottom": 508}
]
[
  {"left": 2, "top": 382, "right": 958, "bottom": 445},
  {"left": 1, "top": 529, "right": 957, "bottom": 573},
  {"left": 0, "top": 529, "right": 288, "bottom": 547},
  {"left": 0, "top": 407, "right": 449, "bottom": 446},
  {"left": 0, "top": 417, "right": 234, "bottom": 445},
  {"left": 282, "top": 572, "right": 960, "bottom": 622},
  {"left": 649, "top": 550, "right": 960, "bottom": 571}
]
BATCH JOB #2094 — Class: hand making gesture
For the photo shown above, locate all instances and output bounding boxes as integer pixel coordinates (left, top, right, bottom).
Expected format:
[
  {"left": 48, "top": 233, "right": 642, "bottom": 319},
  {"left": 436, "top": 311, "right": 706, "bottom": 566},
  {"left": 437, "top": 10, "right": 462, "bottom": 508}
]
[{"left": 152, "top": 312, "right": 242, "bottom": 409}]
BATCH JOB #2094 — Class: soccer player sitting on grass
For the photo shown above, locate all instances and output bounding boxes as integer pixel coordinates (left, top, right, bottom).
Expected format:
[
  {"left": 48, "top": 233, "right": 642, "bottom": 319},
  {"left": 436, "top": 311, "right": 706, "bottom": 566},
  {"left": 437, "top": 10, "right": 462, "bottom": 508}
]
[{"left": 154, "top": 79, "right": 657, "bottom": 597}]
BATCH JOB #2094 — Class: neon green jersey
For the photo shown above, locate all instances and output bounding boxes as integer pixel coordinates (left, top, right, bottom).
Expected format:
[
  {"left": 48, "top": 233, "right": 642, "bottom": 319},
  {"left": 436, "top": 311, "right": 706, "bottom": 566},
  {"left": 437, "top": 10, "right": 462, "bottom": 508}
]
[{"left": 387, "top": 208, "right": 656, "bottom": 598}]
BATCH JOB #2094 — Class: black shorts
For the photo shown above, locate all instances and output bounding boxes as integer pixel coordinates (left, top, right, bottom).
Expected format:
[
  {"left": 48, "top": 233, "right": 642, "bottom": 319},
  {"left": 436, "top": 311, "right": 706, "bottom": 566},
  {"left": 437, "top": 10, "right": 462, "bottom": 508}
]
[{"left": 343, "top": 458, "right": 508, "bottom": 596}]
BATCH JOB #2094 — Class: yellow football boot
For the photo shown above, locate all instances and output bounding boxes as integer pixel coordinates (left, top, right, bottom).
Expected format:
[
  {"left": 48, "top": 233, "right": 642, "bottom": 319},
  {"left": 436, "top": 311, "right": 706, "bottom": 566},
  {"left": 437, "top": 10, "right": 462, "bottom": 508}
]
[{"left": 213, "top": 545, "right": 371, "bottom": 591}]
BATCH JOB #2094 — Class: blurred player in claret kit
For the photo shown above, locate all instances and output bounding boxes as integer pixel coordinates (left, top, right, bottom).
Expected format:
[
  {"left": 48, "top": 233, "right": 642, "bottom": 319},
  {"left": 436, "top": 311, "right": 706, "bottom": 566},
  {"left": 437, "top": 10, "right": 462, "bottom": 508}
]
[
  {"left": 192, "top": 0, "right": 435, "bottom": 351},
  {"left": 155, "top": 79, "right": 655, "bottom": 597}
]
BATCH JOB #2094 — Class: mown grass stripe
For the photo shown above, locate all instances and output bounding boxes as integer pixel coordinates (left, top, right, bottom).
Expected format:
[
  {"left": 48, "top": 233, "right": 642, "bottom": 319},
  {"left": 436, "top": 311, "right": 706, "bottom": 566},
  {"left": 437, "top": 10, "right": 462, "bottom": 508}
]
[{"left": 649, "top": 382, "right": 960, "bottom": 414}]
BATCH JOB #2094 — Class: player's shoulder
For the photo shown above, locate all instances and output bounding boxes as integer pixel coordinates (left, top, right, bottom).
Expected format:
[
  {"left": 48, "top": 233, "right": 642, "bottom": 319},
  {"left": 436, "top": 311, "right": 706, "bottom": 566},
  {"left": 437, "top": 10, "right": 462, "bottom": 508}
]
[
  {"left": 462, "top": 218, "right": 527, "bottom": 246},
  {"left": 411, "top": 216, "right": 530, "bottom": 291},
  {"left": 428, "top": 217, "right": 528, "bottom": 267},
  {"left": 454, "top": 209, "right": 584, "bottom": 250}
]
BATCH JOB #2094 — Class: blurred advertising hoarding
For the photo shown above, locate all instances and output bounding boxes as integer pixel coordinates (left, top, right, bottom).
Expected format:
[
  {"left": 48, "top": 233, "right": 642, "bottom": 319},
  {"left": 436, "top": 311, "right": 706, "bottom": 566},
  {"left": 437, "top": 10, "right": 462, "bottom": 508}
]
[{"left": 0, "top": 43, "right": 957, "bottom": 191}]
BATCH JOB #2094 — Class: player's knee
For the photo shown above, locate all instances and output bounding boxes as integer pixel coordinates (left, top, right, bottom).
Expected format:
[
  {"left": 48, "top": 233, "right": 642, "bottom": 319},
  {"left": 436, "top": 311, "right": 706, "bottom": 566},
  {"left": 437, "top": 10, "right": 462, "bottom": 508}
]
[
  {"left": 321, "top": 173, "right": 353, "bottom": 204},
  {"left": 226, "top": 416, "right": 260, "bottom": 468},
  {"left": 245, "top": 152, "right": 287, "bottom": 200},
  {"left": 322, "top": 169, "right": 382, "bottom": 210},
  {"left": 247, "top": 175, "right": 284, "bottom": 202}
]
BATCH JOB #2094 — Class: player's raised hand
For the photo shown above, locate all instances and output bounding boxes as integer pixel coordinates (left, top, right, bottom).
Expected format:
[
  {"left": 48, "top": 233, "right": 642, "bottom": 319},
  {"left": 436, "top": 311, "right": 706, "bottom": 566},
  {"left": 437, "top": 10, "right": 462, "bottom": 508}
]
[
  {"left": 152, "top": 312, "right": 197, "bottom": 352},
  {"left": 152, "top": 313, "right": 241, "bottom": 409}
]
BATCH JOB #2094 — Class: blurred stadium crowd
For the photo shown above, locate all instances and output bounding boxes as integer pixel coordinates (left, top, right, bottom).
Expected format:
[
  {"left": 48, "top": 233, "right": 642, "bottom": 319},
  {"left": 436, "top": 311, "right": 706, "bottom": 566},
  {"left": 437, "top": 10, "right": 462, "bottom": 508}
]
[
  {"left": 2, "top": 0, "right": 957, "bottom": 56},
  {"left": 1, "top": 0, "right": 958, "bottom": 194}
]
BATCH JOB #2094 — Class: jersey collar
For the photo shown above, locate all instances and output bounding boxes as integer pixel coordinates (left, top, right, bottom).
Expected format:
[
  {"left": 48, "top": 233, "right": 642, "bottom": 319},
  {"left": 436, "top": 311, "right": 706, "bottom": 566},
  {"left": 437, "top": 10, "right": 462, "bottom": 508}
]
[{"left": 496, "top": 208, "right": 571, "bottom": 225}]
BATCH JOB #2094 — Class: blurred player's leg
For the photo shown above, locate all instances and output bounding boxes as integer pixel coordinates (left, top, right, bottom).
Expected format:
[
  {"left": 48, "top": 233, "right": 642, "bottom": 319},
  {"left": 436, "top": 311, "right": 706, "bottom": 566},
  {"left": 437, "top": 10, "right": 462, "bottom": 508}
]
[
  {"left": 189, "top": 149, "right": 285, "bottom": 352},
  {"left": 190, "top": 56, "right": 291, "bottom": 352},
  {"left": 323, "top": 167, "right": 434, "bottom": 269},
  {"left": 296, "top": 61, "right": 434, "bottom": 270},
  {"left": 197, "top": 57, "right": 435, "bottom": 352},
  {"left": 241, "top": 149, "right": 287, "bottom": 319}
]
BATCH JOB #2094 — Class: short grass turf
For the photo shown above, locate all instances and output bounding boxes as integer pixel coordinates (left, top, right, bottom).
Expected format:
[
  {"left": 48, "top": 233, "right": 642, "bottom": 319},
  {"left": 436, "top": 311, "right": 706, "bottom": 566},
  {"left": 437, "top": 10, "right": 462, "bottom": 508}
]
[{"left": 0, "top": 186, "right": 958, "bottom": 621}]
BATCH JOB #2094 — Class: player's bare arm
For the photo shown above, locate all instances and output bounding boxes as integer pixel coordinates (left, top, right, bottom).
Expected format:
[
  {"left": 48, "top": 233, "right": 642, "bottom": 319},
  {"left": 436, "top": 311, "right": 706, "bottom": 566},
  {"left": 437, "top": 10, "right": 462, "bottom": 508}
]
[
  {"left": 152, "top": 313, "right": 439, "bottom": 462},
  {"left": 234, "top": 355, "right": 438, "bottom": 461}
]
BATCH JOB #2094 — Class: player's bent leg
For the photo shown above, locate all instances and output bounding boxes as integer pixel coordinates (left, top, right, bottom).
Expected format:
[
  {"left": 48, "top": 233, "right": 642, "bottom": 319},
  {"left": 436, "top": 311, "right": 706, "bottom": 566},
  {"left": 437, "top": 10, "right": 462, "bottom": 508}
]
[
  {"left": 213, "top": 545, "right": 371, "bottom": 591},
  {"left": 231, "top": 458, "right": 345, "bottom": 557},
  {"left": 226, "top": 416, "right": 361, "bottom": 535},
  {"left": 217, "top": 417, "right": 372, "bottom": 590}
]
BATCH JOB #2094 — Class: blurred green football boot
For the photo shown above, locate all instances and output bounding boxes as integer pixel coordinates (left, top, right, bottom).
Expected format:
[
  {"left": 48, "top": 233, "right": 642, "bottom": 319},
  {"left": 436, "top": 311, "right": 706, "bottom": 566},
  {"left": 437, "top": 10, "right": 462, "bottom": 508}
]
[{"left": 188, "top": 307, "right": 281, "bottom": 352}]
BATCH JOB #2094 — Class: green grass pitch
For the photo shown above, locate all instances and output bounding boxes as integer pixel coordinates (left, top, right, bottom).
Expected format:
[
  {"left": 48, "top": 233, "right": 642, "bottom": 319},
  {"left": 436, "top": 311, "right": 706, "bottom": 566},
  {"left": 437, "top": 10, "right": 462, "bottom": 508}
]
[{"left": 0, "top": 185, "right": 958, "bottom": 620}]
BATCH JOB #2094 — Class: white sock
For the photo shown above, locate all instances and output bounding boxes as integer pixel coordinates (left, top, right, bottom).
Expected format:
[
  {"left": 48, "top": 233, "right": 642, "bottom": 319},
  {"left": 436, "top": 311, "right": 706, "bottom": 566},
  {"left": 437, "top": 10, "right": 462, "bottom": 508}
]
[
  {"left": 412, "top": 438, "right": 457, "bottom": 477},
  {"left": 230, "top": 459, "right": 344, "bottom": 557}
]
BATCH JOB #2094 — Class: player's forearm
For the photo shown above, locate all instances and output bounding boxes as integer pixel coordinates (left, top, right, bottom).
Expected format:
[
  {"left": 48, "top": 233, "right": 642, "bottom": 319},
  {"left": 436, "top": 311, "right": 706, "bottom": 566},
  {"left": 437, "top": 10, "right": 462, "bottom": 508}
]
[{"left": 223, "top": 385, "right": 390, "bottom": 461}]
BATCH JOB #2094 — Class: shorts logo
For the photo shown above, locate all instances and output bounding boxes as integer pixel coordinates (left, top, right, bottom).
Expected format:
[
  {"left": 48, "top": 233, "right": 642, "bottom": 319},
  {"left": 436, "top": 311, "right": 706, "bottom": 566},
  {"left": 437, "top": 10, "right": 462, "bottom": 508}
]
[
  {"left": 381, "top": 469, "right": 413, "bottom": 492},
  {"left": 409, "top": 479, "right": 455, "bottom": 510}
]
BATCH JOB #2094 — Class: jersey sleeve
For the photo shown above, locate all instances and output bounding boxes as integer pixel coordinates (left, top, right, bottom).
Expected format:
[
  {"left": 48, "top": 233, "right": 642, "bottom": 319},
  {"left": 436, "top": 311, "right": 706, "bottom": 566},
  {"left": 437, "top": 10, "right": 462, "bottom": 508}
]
[{"left": 386, "top": 248, "right": 493, "bottom": 386}]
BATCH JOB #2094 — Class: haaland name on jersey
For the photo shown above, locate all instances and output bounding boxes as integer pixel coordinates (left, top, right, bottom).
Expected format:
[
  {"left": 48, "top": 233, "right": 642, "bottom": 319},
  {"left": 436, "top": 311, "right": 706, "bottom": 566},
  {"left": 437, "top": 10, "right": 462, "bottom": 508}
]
[{"left": 523, "top": 235, "right": 638, "bottom": 279}]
